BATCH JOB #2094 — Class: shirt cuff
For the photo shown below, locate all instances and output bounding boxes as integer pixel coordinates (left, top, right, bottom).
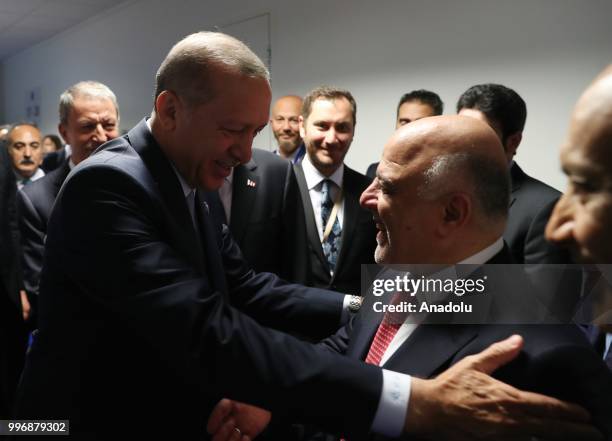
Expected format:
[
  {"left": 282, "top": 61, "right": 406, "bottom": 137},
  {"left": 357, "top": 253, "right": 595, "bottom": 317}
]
[
  {"left": 341, "top": 295, "right": 350, "bottom": 323},
  {"left": 370, "top": 369, "right": 411, "bottom": 438}
]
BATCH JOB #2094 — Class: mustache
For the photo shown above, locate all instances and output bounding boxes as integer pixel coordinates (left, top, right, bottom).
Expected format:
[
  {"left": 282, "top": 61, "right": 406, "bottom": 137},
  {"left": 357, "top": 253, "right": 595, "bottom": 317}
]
[{"left": 19, "top": 159, "right": 35, "bottom": 165}]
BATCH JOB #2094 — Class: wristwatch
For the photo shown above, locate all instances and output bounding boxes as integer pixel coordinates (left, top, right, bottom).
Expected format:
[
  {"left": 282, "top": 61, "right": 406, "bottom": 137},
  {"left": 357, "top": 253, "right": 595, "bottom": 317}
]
[{"left": 348, "top": 295, "right": 363, "bottom": 313}]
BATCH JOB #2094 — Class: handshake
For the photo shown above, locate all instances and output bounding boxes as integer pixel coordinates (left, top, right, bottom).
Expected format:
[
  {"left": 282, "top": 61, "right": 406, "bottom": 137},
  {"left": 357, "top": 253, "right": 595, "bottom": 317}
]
[{"left": 207, "top": 336, "right": 604, "bottom": 441}]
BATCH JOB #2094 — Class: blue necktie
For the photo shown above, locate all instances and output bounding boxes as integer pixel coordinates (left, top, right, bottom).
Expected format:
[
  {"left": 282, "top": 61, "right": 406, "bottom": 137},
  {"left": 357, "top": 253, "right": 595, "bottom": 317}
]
[{"left": 320, "top": 179, "right": 342, "bottom": 274}]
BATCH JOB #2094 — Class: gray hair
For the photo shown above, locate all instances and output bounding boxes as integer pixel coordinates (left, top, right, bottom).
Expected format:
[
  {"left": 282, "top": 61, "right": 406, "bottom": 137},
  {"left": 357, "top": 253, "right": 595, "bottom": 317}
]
[
  {"left": 418, "top": 152, "right": 510, "bottom": 222},
  {"left": 154, "top": 31, "right": 270, "bottom": 107},
  {"left": 59, "top": 81, "right": 119, "bottom": 125}
]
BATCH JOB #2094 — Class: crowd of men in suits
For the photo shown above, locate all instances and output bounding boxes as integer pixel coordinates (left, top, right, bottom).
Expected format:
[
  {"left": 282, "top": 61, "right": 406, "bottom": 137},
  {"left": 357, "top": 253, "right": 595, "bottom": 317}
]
[{"left": 1, "top": 31, "right": 611, "bottom": 440}]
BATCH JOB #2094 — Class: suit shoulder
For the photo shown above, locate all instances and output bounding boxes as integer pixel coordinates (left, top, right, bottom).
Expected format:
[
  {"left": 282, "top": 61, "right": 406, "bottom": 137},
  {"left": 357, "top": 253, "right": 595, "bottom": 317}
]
[
  {"left": 252, "top": 148, "right": 290, "bottom": 172},
  {"left": 344, "top": 165, "right": 373, "bottom": 191}
]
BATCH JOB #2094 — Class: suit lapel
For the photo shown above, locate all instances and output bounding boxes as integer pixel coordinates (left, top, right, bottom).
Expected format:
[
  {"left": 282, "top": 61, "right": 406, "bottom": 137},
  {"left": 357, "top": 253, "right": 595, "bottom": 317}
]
[
  {"left": 294, "top": 163, "right": 328, "bottom": 269},
  {"left": 229, "top": 158, "right": 258, "bottom": 243},
  {"left": 332, "top": 168, "right": 358, "bottom": 283},
  {"left": 127, "top": 119, "right": 206, "bottom": 272},
  {"left": 383, "top": 325, "right": 478, "bottom": 377}
]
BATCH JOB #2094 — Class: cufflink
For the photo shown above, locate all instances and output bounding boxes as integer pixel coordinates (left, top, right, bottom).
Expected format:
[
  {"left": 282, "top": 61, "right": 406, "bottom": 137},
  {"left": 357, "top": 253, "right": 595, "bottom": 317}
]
[
  {"left": 348, "top": 295, "right": 363, "bottom": 313},
  {"left": 202, "top": 201, "right": 210, "bottom": 214}
]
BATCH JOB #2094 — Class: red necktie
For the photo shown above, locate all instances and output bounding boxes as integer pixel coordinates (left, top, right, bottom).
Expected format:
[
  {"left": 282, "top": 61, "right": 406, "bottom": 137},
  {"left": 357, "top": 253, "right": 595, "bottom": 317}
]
[{"left": 365, "top": 292, "right": 407, "bottom": 366}]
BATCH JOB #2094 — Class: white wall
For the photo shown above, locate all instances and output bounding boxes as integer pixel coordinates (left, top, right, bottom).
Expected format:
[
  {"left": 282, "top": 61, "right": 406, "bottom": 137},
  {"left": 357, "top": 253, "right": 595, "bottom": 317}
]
[{"left": 1, "top": 0, "right": 611, "bottom": 190}]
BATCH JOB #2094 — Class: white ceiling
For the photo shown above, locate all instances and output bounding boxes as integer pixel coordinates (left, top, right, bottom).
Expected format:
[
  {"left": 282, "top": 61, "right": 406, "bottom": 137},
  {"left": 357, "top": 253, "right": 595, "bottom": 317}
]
[{"left": 0, "top": 0, "right": 128, "bottom": 61}]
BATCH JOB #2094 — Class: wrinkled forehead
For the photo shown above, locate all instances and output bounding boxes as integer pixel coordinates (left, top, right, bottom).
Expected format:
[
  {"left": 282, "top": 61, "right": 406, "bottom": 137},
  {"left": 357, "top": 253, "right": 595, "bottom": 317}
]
[{"left": 565, "top": 94, "right": 612, "bottom": 175}]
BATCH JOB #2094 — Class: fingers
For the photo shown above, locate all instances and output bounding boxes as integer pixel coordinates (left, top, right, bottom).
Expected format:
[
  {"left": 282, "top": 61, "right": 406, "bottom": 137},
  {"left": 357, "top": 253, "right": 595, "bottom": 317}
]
[
  {"left": 468, "top": 334, "right": 524, "bottom": 374},
  {"left": 211, "top": 418, "right": 236, "bottom": 441},
  {"left": 510, "top": 389, "right": 591, "bottom": 423},
  {"left": 503, "top": 416, "right": 603, "bottom": 441},
  {"left": 207, "top": 398, "right": 234, "bottom": 434}
]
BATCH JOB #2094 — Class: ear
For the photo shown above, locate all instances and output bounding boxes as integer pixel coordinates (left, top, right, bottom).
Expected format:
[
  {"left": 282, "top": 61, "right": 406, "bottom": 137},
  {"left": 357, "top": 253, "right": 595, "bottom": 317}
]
[
  {"left": 437, "top": 192, "right": 471, "bottom": 237},
  {"left": 504, "top": 132, "right": 522, "bottom": 159},
  {"left": 155, "top": 90, "right": 180, "bottom": 131},
  {"left": 299, "top": 115, "right": 306, "bottom": 138},
  {"left": 58, "top": 123, "right": 68, "bottom": 145}
]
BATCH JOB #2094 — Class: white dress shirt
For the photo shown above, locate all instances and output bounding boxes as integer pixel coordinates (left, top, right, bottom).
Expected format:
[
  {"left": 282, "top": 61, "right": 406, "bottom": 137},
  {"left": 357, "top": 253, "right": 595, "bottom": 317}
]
[
  {"left": 301, "top": 153, "right": 345, "bottom": 241},
  {"left": 15, "top": 167, "right": 45, "bottom": 190},
  {"left": 218, "top": 170, "right": 234, "bottom": 224}
]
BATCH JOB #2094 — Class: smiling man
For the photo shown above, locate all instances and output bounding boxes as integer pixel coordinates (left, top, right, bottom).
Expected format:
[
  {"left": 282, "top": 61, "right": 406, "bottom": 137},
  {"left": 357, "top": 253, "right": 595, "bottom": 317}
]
[
  {"left": 15, "top": 32, "right": 604, "bottom": 441},
  {"left": 546, "top": 65, "right": 612, "bottom": 342},
  {"left": 16, "top": 81, "right": 119, "bottom": 327},
  {"left": 293, "top": 86, "right": 377, "bottom": 294},
  {"left": 271, "top": 95, "right": 305, "bottom": 163}
]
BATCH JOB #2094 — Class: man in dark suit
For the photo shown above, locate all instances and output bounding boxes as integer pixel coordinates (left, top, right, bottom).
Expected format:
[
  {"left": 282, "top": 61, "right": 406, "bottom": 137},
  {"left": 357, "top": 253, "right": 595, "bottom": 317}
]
[
  {"left": 293, "top": 86, "right": 377, "bottom": 294},
  {"left": 17, "top": 81, "right": 120, "bottom": 325},
  {"left": 0, "top": 140, "right": 28, "bottom": 418},
  {"left": 15, "top": 33, "right": 600, "bottom": 441},
  {"left": 338, "top": 115, "right": 612, "bottom": 439},
  {"left": 457, "top": 83, "right": 571, "bottom": 265},
  {"left": 546, "top": 65, "right": 612, "bottom": 367},
  {"left": 365, "top": 89, "right": 443, "bottom": 179},
  {"left": 215, "top": 115, "right": 612, "bottom": 440},
  {"left": 206, "top": 148, "right": 308, "bottom": 283}
]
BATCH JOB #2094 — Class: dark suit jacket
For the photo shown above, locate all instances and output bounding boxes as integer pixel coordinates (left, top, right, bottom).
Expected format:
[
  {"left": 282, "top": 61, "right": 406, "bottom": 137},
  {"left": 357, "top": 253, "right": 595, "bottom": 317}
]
[
  {"left": 0, "top": 141, "right": 28, "bottom": 417},
  {"left": 14, "top": 119, "right": 383, "bottom": 439},
  {"left": 294, "top": 163, "right": 377, "bottom": 294},
  {"left": 207, "top": 148, "right": 307, "bottom": 282},
  {"left": 41, "top": 148, "right": 67, "bottom": 173},
  {"left": 365, "top": 162, "right": 378, "bottom": 179},
  {"left": 505, "top": 162, "right": 572, "bottom": 264},
  {"left": 318, "top": 247, "right": 612, "bottom": 440},
  {"left": 17, "top": 160, "right": 71, "bottom": 319}
]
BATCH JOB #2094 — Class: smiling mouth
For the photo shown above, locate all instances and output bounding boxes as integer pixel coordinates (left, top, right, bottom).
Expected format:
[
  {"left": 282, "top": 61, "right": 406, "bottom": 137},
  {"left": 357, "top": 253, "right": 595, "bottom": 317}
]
[{"left": 215, "top": 159, "right": 240, "bottom": 170}]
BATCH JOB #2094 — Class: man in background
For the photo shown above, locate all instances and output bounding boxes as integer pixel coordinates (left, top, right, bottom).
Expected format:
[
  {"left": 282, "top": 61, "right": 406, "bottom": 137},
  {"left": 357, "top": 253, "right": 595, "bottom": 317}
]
[
  {"left": 366, "top": 89, "right": 443, "bottom": 178},
  {"left": 457, "top": 83, "right": 570, "bottom": 265},
  {"left": 293, "top": 86, "right": 377, "bottom": 294},
  {"left": 6, "top": 123, "right": 44, "bottom": 190},
  {"left": 17, "top": 81, "right": 120, "bottom": 326},
  {"left": 271, "top": 95, "right": 305, "bottom": 163}
]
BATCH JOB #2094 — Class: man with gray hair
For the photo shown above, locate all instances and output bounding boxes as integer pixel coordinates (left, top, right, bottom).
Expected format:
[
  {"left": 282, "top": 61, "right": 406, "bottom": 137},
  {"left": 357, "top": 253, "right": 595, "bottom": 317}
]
[
  {"left": 15, "top": 32, "right": 603, "bottom": 440},
  {"left": 16, "top": 80, "right": 119, "bottom": 326}
]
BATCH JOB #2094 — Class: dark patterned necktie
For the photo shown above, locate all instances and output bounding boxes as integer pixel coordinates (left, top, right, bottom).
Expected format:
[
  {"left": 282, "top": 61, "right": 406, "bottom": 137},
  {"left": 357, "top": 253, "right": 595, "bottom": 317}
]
[{"left": 320, "top": 179, "right": 342, "bottom": 274}]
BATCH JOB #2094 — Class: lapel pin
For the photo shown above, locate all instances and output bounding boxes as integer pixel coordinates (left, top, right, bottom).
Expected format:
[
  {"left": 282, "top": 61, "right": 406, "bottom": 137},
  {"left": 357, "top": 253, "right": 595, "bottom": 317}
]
[{"left": 247, "top": 179, "right": 256, "bottom": 188}]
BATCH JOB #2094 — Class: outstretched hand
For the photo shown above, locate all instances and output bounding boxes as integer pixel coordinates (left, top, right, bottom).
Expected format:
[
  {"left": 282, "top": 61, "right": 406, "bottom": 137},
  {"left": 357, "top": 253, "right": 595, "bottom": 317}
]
[
  {"left": 207, "top": 398, "right": 271, "bottom": 441},
  {"left": 405, "top": 334, "right": 603, "bottom": 441}
]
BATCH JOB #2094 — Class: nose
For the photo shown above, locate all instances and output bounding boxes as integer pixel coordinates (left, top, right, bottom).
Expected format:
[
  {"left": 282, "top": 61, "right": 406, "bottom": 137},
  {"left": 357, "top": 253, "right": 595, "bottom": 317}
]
[
  {"left": 232, "top": 132, "right": 255, "bottom": 165},
  {"left": 92, "top": 123, "right": 108, "bottom": 143},
  {"left": 281, "top": 119, "right": 292, "bottom": 132},
  {"left": 545, "top": 194, "right": 574, "bottom": 246},
  {"left": 323, "top": 128, "right": 338, "bottom": 145},
  {"left": 23, "top": 145, "right": 32, "bottom": 158},
  {"left": 360, "top": 179, "right": 379, "bottom": 213}
]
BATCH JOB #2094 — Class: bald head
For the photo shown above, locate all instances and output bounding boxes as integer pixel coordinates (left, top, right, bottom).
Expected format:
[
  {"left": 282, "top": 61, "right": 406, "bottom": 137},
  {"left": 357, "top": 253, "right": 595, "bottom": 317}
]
[
  {"left": 546, "top": 65, "right": 612, "bottom": 265},
  {"left": 363, "top": 115, "right": 510, "bottom": 265},
  {"left": 270, "top": 95, "right": 303, "bottom": 157}
]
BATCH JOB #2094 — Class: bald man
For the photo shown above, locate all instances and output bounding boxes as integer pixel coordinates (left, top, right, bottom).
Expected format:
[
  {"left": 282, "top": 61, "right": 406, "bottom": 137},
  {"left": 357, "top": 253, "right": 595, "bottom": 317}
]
[
  {"left": 546, "top": 65, "right": 612, "bottom": 360},
  {"left": 210, "top": 116, "right": 612, "bottom": 441},
  {"left": 270, "top": 95, "right": 305, "bottom": 163}
]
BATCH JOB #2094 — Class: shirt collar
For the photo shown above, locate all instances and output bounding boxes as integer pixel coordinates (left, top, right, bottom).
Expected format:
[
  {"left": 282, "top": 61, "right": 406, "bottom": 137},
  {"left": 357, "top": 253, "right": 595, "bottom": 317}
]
[
  {"left": 302, "top": 152, "right": 344, "bottom": 191},
  {"left": 459, "top": 237, "right": 504, "bottom": 265}
]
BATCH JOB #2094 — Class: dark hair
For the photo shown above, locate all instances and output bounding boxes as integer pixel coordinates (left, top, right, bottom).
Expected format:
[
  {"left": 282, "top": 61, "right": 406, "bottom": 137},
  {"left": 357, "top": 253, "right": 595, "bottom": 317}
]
[
  {"left": 397, "top": 89, "right": 444, "bottom": 117},
  {"left": 302, "top": 86, "right": 357, "bottom": 125},
  {"left": 456, "top": 84, "right": 527, "bottom": 142},
  {"left": 43, "top": 134, "right": 63, "bottom": 151}
]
